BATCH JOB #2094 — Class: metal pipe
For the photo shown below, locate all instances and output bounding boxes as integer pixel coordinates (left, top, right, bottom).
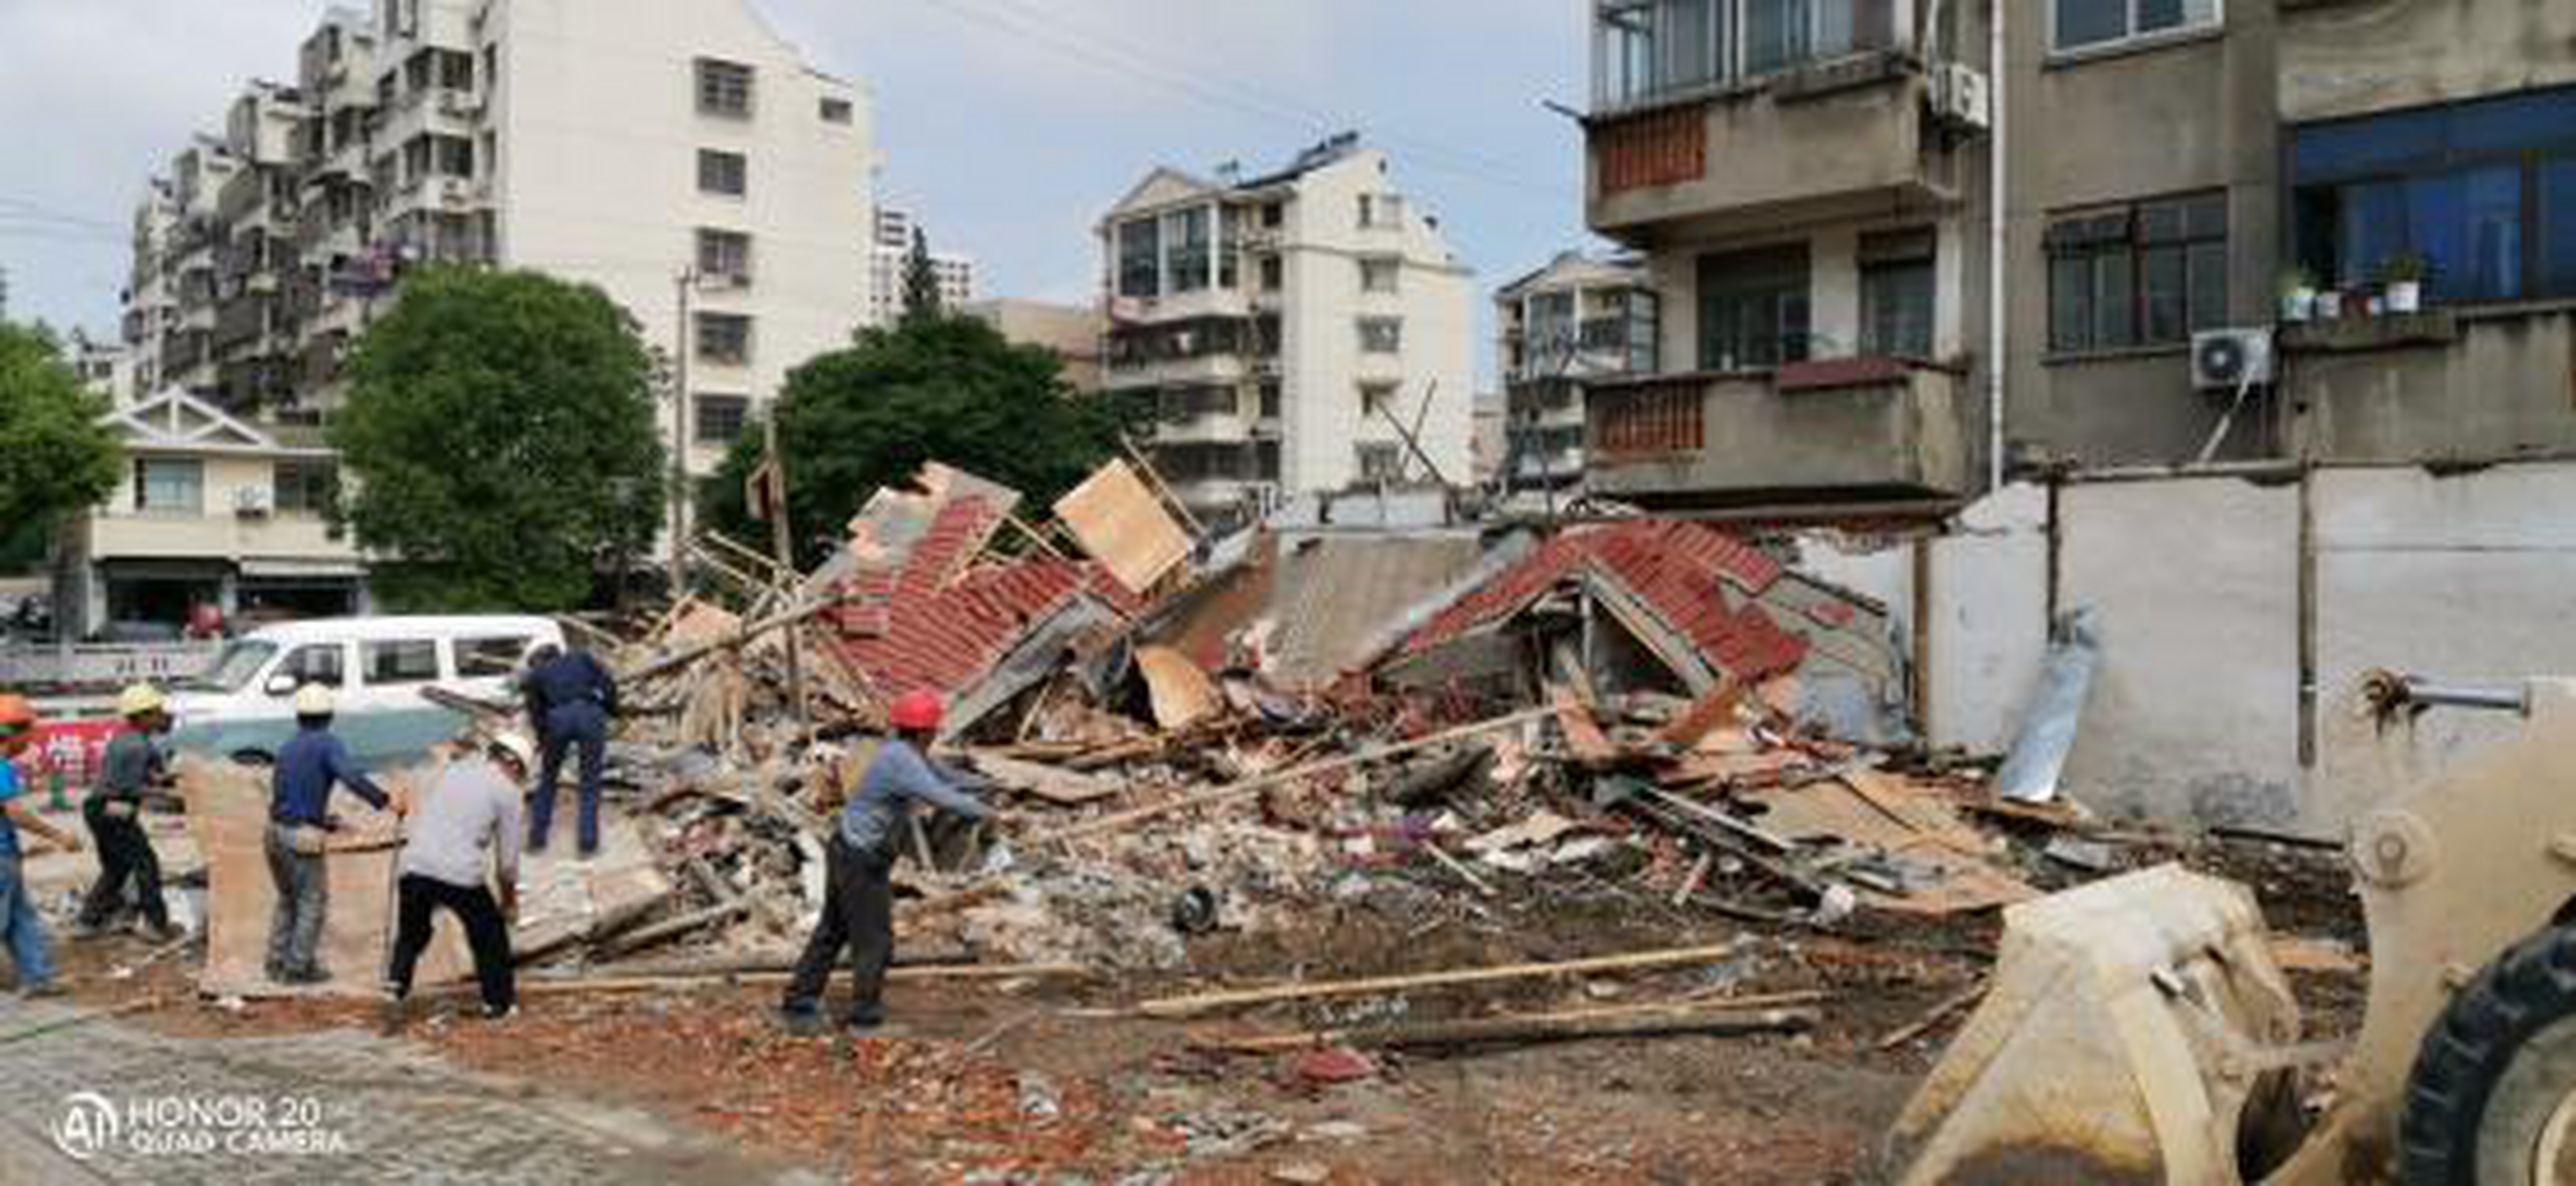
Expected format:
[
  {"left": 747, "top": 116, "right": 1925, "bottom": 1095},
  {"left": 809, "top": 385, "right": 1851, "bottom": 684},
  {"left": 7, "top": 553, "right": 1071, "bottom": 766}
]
[{"left": 2359, "top": 669, "right": 2529, "bottom": 720}]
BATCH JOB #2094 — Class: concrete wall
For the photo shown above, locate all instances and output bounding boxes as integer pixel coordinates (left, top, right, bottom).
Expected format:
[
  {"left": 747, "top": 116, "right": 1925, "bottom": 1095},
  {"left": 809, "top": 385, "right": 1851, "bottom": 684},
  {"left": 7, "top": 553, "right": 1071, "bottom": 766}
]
[
  {"left": 1591, "top": 367, "right": 1968, "bottom": 502},
  {"left": 2279, "top": 0, "right": 2576, "bottom": 121},
  {"left": 2285, "top": 309, "right": 2576, "bottom": 464},
  {"left": 1591, "top": 66, "right": 1936, "bottom": 241}
]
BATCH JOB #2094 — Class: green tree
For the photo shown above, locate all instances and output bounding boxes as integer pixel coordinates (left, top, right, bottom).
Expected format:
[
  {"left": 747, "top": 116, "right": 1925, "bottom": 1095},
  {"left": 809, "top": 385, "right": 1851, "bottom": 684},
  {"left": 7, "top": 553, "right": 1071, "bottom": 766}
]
[
  {"left": 700, "top": 315, "right": 1131, "bottom": 570},
  {"left": 902, "top": 228, "right": 942, "bottom": 323},
  {"left": 0, "top": 321, "right": 120, "bottom": 574},
  {"left": 331, "top": 267, "right": 666, "bottom": 611}
]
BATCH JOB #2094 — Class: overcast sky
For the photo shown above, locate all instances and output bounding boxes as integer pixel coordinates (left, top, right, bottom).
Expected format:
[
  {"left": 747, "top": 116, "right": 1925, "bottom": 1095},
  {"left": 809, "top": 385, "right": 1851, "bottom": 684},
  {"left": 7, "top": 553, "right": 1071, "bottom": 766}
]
[{"left": 0, "top": 0, "right": 1598, "bottom": 367}]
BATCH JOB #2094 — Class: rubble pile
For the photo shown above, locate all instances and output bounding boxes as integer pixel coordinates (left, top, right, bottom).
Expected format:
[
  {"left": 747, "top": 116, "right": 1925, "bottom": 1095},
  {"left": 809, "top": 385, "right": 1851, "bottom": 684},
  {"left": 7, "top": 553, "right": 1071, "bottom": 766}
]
[{"left": 478, "top": 456, "right": 2084, "bottom": 1007}]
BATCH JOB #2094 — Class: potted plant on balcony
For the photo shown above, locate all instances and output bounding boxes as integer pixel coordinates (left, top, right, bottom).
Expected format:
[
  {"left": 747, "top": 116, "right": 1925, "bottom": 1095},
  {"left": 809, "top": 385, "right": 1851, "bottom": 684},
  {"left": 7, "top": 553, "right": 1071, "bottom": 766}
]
[
  {"left": 2278, "top": 269, "right": 2317, "bottom": 323},
  {"left": 2378, "top": 251, "right": 2429, "bottom": 314}
]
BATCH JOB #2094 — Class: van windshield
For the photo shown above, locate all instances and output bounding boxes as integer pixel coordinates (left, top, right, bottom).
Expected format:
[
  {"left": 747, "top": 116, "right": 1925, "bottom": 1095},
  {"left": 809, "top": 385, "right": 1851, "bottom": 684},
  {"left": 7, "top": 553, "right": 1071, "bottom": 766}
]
[{"left": 194, "top": 640, "right": 280, "bottom": 692}]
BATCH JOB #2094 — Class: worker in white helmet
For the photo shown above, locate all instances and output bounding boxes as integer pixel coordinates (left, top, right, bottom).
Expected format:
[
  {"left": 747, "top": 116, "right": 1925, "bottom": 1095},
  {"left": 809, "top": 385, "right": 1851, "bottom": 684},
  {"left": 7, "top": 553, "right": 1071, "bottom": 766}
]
[
  {"left": 73, "top": 683, "right": 182, "bottom": 941},
  {"left": 263, "top": 684, "right": 390, "bottom": 986},
  {"left": 386, "top": 730, "right": 534, "bottom": 1022}
]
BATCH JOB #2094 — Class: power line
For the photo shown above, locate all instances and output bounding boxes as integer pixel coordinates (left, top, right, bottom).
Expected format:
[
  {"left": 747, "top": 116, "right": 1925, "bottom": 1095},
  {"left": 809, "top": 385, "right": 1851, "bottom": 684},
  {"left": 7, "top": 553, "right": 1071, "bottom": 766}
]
[
  {"left": 956, "top": 0, "right": 1559, "bottom": 189},
  {"left": 909, "top": 0, "right": 1571, "bottom": 205}
]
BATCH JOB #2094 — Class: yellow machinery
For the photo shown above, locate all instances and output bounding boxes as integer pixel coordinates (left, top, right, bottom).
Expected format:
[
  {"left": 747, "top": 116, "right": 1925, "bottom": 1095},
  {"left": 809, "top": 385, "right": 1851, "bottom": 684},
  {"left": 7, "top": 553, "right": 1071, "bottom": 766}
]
[{"left": 1888, "top": 675, "right": 2576, "bottom": 1184}]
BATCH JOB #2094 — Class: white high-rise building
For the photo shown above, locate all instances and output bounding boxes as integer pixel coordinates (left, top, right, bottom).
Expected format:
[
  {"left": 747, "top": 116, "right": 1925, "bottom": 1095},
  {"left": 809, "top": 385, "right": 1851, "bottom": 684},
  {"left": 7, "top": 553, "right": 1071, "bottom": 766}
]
[
  {"left": 868, "top": 207, "right": 974, "bottom": 325},
  {"left": 1097, "top": 136, "right": 1476, "bottom": 521},
  {"left": 123, "top": 0, "right": 874, "bottom": 478}
]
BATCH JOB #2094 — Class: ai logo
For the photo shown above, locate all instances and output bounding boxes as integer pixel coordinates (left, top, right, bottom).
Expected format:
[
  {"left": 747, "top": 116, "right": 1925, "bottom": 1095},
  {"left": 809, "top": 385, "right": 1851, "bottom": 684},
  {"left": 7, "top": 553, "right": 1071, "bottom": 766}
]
[{"left": 49, "top": 1091, "right": 120, "bottom": 1162}]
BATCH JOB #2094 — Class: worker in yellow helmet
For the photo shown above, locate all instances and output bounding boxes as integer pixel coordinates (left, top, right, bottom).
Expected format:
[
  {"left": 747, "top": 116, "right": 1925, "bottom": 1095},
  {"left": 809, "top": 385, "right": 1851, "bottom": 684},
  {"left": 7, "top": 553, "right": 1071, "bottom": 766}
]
[{"left": 74, "top": 684, "right": 182, "bottom": 941}]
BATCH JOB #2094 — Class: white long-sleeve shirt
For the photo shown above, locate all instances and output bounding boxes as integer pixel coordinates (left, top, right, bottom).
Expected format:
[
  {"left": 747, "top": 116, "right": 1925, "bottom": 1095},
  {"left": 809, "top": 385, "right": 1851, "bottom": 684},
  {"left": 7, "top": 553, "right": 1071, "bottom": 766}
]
[{"left": 398, "top": 757, "right": 524, "bottom": 890}]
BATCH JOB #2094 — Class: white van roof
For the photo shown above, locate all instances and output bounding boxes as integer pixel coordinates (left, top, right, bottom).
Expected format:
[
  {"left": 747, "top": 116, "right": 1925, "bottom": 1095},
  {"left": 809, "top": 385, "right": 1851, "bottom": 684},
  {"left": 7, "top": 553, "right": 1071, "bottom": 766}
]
[{"left": 241, "top": 615, "right": 565, "bottom": 645}]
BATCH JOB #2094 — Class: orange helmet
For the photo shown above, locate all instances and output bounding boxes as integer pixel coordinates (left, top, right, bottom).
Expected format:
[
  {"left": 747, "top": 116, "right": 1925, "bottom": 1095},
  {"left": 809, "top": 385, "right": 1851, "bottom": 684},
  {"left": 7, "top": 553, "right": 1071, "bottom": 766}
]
[
  {"left": 0, "top": 693, "right": 37, "bottom": 735},
  {"left": 889, "top": 690, "right": 944, "bottom": 732}
]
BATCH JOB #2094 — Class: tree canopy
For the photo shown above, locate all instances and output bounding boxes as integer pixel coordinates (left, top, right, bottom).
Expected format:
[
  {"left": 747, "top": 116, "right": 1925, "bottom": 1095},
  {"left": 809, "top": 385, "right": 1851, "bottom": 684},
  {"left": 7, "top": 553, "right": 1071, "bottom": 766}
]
[
  {"left": 0, "top": 321, "right": 120, "bottom": 573},
  {"left": 331, "top": 267, "right": 666, "bottom": 611},
  {"left": 701, "top": 314, "right": 1130, "bottom": 570},
  {"left": 902, "top": 228, "right": 942, "bottom": 323}
]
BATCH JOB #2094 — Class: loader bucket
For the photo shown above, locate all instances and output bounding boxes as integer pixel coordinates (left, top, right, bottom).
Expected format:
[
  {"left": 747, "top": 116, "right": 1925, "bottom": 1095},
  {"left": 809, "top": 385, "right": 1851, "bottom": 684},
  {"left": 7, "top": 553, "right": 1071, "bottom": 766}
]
[{"left": 1885, "top": 864, "right": 2303, "bottom": 1185}]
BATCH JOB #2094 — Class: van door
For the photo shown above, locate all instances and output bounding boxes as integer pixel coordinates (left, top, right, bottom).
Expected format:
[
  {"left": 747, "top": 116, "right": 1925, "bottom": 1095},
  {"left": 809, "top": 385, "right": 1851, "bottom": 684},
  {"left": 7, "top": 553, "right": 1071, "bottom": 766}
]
[
  {"left": 453, "top": 633, "right": 537, "bottom": 703},
  {"left": 348, "top": 636, "right": 445, "bottom": 765}
]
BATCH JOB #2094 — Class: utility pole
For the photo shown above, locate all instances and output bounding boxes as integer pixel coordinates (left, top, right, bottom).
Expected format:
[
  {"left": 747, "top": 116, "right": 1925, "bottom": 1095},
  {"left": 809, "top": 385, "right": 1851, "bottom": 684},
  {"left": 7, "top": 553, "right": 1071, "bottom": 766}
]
[{"left": 670, "top": 268, "right": 696, "bottom": 596}]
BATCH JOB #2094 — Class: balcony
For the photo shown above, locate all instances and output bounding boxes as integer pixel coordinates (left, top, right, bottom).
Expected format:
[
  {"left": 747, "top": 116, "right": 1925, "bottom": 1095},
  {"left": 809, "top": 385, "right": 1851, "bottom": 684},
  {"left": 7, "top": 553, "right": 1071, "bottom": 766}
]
[
  {"left": 1586, "top": 1, "right": 1946, "bottom": 245},
  {"left": 2281, "top": 304, "right": 2576, "bottom": 466},
  {"left": 1585, "top": 358, "right": 1968, "bottom": 507}
]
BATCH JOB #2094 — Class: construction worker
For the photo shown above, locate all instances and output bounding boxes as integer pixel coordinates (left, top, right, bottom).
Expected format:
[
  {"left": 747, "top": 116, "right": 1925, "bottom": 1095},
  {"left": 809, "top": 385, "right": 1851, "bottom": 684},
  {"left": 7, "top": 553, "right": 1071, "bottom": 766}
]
[
  {"left": 74, "top": 683, "right": 181, "bottom": 940},
  {"left": 265, "top": 685, "right": 390, "bottom": 985},
  {"left": 0, "top": 694, "right": 83, "bottom": 997},
  {"left": 520, "top": 642, "right": 619, "bottom": 858},
  {"left": 780, "top": 689, "right": 993, "bottom": 1036},
  {"left": 386, "top": 731, "right": 532, "bottom": 1022}
]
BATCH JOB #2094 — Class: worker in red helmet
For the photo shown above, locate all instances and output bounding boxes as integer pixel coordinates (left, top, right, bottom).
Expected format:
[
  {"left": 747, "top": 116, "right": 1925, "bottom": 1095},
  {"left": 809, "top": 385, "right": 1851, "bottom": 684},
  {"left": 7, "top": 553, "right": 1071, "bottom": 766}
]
[
  {"left": 0, "top": 694, "right": 84, "bottom": 998},
  {"left": 779, "top": 688, "right": 992, "bottom": 1036}
]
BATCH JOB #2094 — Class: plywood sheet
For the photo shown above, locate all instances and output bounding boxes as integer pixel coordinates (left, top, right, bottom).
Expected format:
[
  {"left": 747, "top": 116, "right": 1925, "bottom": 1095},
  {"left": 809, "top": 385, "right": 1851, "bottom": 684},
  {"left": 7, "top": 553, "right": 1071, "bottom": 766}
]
[
  {"left": 1136, "top": 645, "right": 1222, "bottom": 730},
  {"left": 183, "top": 758, "right": 470, "bottom": 999},
  {"left": 1053, "top": 460, "right": 1191, "bottom": 596}
]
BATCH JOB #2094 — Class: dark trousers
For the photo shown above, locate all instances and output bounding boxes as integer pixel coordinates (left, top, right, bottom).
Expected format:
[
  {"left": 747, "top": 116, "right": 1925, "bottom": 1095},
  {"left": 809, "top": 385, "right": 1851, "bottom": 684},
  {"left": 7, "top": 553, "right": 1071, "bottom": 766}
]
[
  {"left": 531, "top": 702, "right": 608, "bottom": 854},
  {"left": 784, "top": 837, "right": 894, "bottom": 1024},
  {"left": 262, "top": 824, "right": 329, "bottom": 979},
  {"left": 387, "top": 874, "right": 515, "bottom": 1013},
  {"left": 79, "top": 798, "right": 170, "bottom": 931}
]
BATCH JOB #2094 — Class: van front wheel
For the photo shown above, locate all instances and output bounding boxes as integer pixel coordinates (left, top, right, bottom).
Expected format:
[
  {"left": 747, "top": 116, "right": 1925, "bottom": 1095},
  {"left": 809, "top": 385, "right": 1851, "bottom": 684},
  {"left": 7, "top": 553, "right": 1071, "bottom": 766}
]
[{"left": 228, "top": 750, "right": 273, "bottom": 768}]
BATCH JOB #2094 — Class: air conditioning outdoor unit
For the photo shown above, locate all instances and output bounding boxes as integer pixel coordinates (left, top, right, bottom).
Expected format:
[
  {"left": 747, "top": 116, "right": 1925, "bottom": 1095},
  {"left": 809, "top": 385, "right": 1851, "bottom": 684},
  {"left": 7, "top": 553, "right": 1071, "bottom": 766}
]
[
  {"left": 2191, "top": 328, "right": 2276, "bottom": 392},
  {"left": 1930, "top": 63, "right": 1991, "bottom": 132},
  {"left": 234, "top": 487, "right": 274, "bottom": 518}
]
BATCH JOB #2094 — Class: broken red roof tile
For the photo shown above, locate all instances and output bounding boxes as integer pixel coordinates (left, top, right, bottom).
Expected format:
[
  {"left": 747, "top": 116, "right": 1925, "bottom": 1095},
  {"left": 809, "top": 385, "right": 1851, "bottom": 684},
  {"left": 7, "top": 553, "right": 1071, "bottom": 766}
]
[{"left": 1395, "top": 520, "right": 1810, "bottom": 684}]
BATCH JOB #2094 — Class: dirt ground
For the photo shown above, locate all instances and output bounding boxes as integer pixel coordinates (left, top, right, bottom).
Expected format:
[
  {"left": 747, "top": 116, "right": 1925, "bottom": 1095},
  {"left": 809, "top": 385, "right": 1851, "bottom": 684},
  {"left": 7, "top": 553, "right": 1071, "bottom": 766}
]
[{"left": 35, "top": 835, "right": 2367, "bottom": 1183}]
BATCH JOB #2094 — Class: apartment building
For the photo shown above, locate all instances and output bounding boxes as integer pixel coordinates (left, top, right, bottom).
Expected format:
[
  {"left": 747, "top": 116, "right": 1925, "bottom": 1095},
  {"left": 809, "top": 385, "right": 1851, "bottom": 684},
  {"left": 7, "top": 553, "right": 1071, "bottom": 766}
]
[
  {"left": 1098, "top": 136, "right": 1476, "bottom": 520},
  {"left": 868, "top": 207, "right": 975, "bottom": 325},
  {"left": 1576, "top": 0, "right": 2576, "bottom": 512},
  {"left": 123, "top": 0, "right": 873, "bottom": 469},
  {"left": 70, "top": 337, "right": 136, "bottom": 406},
  {"left": 100, "top": 0, "right": 871, "bottom": 630},
  {"left": 1494, "top": 250, "right": 1655, "bottom": 492}
]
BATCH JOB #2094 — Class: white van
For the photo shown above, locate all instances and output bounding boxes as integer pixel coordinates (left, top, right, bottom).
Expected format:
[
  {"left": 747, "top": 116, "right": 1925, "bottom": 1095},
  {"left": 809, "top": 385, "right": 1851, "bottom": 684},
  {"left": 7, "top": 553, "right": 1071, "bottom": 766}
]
[{"left": 167, "top": 615, "right": 566, "bottom": 766}]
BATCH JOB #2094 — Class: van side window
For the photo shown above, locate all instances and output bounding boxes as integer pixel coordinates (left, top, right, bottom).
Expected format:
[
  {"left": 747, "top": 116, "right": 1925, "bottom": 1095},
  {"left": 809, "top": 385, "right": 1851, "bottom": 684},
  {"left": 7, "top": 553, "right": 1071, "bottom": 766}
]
[
  {"left": 278, "top": 645, "right": 347, "bottom": 693},
  {"left": 362, "top": 639, "right": 441, "bottom": 687},
  {"left": 457, "top": 637, "right": 532, "bottom": 678}
]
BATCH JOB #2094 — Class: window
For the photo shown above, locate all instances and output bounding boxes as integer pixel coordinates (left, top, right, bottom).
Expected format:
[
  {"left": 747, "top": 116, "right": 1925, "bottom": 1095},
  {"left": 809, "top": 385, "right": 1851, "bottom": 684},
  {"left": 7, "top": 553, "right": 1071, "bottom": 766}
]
[
  {"left": 1259, "top": 255, "right": 1284, "bottom": 293},
  {"left": 1258, "top": 381, "right": 1282, "bottom": 419},
  {"left": 1859, "top": 228, "right": 1937, "bottom": 358},
  {"left": 1260, "top": 201, "right": 1285, "bottom": 229},
  {"left": 2052, "top": 0, "right": 2219, "bottom": 54},
  {"left": 696, "top": 229, "right": 751, "bottom": 283},
  {"left": 1528, "top": 291, "right": 1578, "bottom": 366},
  {"left": 1358, "top": 194, "right": 1405, "bottom": 230},
  {"left": 697, "top": 312, "right": 751, "bottom": 364},
  {"left": 135, "top": 459, "right": 203, "bottom": 514},
  {"left": 819, "top": 97, "right": 853, "bottom": 124},
  {"left": 1256, "top": 440, "right": 1282, "bottom": 482},
  {"left": 277, "top": 644, "right": 346, "bottom": 692},
  {"left": 362, "top": 639, "right": 441, "bottom": 687},
  {"left": 1117, "top": 218, "right": 1160, "bottom": 299},
  {"left": 2046, "top": 192, "right": 2228, "bottom": 354},
  {"left": 1357, "top": 443, "right": 1405, "bottom": 481},
  {"left": 1158, "top": 385, "right": 1239, "bottom": 423},
  {"left": 1168, "top": 208, "right": 1211, "bottom": 294},
  {"left": 1359, "top": 383, "right": 1398, "bottom": 418},
  {"left": 695, "top": 394, "right": 751, "bottom": 445},
  {"left": 698, "top": 149, "right": 747, "bottom": 197},
  {"left": 2291, "top": 85, "right": 2576, "bottom": 303},
  {"left": 434, "top": 135, "right": 473, "bottom": 178},
  {"left": 1360, "top": 258, "right": 1402, "bottom": 294},
  {"left": 1698, "top": 245, "right": 1810, "bottom": 371},
  {"left": 1595, "top": 0, "right": 1895, "bottom": 107},
  {"left": 457, "top": 637, "right": 531, "bottom": 678},
  {"left": 695, "top": 57, "right": 754, "bottom": 118},
  {"left": 1357, "top": 317, "right": 1404, "bottom": 354},
  {"left": 273, "top": 461, "right": 337, "bottom": 515}
]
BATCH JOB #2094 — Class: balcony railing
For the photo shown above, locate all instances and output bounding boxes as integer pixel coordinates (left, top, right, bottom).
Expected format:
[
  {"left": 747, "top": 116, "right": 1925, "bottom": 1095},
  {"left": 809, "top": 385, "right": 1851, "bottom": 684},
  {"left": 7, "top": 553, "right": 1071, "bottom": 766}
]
[{"left": 1593, "top": 0, "right": 1907, "bottom": 115}]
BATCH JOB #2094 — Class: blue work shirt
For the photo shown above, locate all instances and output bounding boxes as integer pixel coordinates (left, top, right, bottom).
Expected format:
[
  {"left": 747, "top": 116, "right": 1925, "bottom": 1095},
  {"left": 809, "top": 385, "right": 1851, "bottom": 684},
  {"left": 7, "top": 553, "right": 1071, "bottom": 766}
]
[
  {"left": 839, "top": 738, "right": 992, "bottom": 856},
  {"left": 270, "top": 725, "right": 389, "bottom": 826},
  {"left": 0, "top": 760, "right": 20, "bottom": 858},
  {"left": 523, "top": 651, "right": 619, "bottom": 720}
]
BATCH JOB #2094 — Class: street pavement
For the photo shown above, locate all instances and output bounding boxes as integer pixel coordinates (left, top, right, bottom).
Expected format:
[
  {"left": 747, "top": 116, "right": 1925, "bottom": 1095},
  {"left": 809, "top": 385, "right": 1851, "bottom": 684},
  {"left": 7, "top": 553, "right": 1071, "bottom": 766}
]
[{"left": 0, "top": 995, "right": 823, "bottom": 1184}]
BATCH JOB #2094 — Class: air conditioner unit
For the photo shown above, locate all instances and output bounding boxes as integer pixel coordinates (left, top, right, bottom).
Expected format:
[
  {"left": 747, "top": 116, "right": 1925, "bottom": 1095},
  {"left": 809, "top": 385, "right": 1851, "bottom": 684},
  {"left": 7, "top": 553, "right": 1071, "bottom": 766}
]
[
  {"left": 2191, "top": 328, "right": 2276, "bottom": 392},
  {"left": 1930, "top": 63, "right": 1992, "bottom": 132},
  {"left": 233, "top": 486, "right": 274, "bottom": 518}
]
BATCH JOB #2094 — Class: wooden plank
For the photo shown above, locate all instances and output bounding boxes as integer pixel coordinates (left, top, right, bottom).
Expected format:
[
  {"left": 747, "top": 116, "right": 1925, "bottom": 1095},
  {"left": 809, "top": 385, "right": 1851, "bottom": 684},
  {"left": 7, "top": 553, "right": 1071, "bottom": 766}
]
[
  {"left": 1201, "top": 991, "right": 1825, "bottom": 1054},
  {"left": 1658, "top": 678, "right": 1747, "bottom": 749},
  {"left": 965, "top": 752, "right": 1122, "bottom": 806},
  {"left": 1135, "top": 645, "right": 1223, "bottom": 730},
  {"left": 1033, "top": 707, "right": 1559, "bottom": 845},
  {"left": 1552, "top": 691, "right": 1620, "bottom": 768},
  {"left": 1133, "top": 940, "right": 1745, "bottom": 1019},
  {"left": 1052, "top": 459, "right": 1192, "bottom": 594}
]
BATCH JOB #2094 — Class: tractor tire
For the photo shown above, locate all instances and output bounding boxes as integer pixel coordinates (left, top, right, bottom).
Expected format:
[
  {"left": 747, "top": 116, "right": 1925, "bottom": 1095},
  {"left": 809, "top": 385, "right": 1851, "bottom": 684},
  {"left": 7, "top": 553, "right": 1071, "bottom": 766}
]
[{"left": 2400, "top": 923, "right": 2576, "bottom": 1184}]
